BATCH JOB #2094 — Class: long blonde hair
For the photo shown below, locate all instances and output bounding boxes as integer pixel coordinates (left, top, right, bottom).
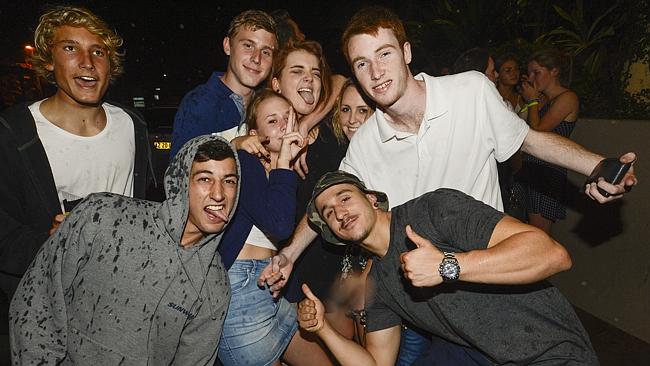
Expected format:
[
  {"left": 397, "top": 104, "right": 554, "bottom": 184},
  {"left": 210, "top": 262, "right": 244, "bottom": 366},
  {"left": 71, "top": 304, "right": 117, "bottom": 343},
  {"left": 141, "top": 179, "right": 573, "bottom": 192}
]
[{"left": 331, "top": 79, "right": 375, "bottom": 144}]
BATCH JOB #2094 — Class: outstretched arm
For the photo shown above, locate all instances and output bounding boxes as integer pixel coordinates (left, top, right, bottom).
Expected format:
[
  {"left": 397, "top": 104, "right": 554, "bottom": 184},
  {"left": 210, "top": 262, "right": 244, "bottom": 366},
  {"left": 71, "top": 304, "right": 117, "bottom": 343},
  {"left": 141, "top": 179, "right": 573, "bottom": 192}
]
[
  {"left": 521, "top": 129, "right": 637, "bottom": 202},
  {"left": 257, "top": 214, "right": 318, "bottom": 297},
  {"left": 299, "top": 284, "right": 401, "bottom": 366}
]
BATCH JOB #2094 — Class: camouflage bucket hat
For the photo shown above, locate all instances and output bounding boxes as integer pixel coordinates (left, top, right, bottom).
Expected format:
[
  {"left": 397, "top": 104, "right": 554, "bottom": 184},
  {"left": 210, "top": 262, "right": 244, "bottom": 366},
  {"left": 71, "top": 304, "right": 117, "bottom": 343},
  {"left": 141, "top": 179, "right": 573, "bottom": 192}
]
[{"left": 307, "top": 171, "right": 389, "bottom": 246}]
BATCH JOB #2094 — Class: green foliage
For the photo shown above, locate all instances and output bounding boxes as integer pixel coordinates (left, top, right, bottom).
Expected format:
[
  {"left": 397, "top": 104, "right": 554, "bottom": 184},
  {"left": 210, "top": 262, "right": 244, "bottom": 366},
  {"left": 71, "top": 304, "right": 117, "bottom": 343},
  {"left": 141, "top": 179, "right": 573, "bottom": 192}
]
[
  {"left": 405, "top": 0, "right": 649, "bottom": 118},
  {"left": 536, "top": 1, "right": 622, "bottom": 76}
]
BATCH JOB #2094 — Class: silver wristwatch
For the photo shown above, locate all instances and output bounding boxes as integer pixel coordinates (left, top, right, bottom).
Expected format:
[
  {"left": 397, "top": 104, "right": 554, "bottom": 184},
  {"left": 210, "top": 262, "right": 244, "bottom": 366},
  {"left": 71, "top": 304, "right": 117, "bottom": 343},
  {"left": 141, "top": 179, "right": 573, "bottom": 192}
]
[{"left": 438, "top": 252, "right": 460, "bottom": 282}]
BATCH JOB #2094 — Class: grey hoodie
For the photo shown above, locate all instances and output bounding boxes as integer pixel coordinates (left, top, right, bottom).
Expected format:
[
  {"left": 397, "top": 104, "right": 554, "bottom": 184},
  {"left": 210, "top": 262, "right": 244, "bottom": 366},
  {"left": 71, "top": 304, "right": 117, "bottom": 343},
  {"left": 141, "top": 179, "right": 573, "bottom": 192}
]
[{"left": 9, "top": 135, "right": 240, "bottom": 365}]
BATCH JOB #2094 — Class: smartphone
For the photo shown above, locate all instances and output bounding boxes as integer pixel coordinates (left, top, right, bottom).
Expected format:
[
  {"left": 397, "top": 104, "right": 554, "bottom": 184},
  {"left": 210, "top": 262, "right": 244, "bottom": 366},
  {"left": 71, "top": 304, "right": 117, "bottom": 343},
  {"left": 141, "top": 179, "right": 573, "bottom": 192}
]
[
  {"left": 63, "top": 198, "right": 83, "bottom": 214},
  {"left": 585, "top": 158, "right": 632, "bottom": 197}
]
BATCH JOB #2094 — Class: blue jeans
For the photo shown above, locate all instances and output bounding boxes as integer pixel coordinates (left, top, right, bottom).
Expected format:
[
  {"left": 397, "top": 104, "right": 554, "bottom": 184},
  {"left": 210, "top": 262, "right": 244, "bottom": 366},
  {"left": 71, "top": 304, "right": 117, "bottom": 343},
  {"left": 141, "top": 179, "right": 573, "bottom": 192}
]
[
  {"left": 398, "top": 326, "right": 491, "bottom": 366},
  {"left": 218, "top": 259, "right": 297, "bottom": 366},
  {"left": 413, "top": 335, "right": 492, "bottom": 366},
  {"left": 396, "top": 326, "right": 431, "bottom": 366}
]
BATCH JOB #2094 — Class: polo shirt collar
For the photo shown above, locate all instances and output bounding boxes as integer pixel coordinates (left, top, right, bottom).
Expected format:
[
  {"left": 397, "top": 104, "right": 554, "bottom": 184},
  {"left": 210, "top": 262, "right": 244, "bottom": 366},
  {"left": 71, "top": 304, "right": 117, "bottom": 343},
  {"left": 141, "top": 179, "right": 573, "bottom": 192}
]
[
  {"left": 415, "top": 72, "right": 448, "bottom": 122},
  {"left": 376, "top": 111, "right": 411, "bottom": 142},
  {"left": 376, "top": 73, "right": 449, "bottom": 142}
]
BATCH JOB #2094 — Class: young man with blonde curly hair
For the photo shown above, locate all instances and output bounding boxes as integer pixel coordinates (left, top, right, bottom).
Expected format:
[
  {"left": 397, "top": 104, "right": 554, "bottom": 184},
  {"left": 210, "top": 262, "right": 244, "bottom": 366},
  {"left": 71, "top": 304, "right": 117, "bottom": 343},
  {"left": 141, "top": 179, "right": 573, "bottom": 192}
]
[{"left": 0, "top": 6, "right": 152, "bottom": 300}]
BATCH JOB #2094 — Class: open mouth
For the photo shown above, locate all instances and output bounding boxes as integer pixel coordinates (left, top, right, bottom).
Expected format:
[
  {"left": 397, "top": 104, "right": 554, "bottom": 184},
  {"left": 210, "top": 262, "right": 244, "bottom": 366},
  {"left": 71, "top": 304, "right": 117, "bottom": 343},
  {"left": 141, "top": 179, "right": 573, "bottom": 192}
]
[
  {"left": 298, "top": 87, "right": 315, "bottom": 104},
  {"left": 205, "top": 204, "right": 228, "bottom": 223},
  {"left": 74, "top": 75, "right": 98, "bottom": 87},
  {"left": 372, "top": 80, "right": 391, "bottom": 93}
]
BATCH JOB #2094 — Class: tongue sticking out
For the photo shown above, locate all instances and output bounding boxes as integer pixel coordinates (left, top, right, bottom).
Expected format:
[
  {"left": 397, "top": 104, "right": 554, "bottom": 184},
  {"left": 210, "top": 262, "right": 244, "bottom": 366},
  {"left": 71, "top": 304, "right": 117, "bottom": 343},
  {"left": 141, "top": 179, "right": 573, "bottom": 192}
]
[
  {"left": 298, "top": 90, "right": 315, "bottom": 105},
  {"left": 206, "top": 208, "right": 229, "bottom": 223}
]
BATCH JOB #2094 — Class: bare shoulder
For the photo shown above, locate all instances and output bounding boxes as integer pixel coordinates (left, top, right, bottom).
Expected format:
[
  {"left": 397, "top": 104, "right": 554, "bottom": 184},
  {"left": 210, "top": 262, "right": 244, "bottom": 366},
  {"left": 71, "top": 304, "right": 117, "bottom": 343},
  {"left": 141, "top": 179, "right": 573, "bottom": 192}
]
[{"left": 556, "top": 90, "right": 579, "bottom": 108}]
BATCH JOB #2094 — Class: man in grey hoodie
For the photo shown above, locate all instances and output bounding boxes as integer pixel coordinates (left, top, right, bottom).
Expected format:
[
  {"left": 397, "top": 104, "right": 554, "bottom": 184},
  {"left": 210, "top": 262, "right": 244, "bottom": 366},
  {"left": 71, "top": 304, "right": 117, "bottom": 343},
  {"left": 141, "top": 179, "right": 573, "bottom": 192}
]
[{"left": 9, "top": 134, "right": 240, "bottom": 365}]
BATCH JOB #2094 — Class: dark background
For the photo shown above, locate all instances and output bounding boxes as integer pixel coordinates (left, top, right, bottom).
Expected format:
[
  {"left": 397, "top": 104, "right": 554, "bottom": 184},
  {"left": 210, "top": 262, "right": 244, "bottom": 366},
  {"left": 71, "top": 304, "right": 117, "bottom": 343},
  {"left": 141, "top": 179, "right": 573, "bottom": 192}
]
[
  {"left": 2, "top": 0, "right": 367, "bottom": 107},
  {"left": 1, "top": 0, "right": 648, "bottom": 116}
]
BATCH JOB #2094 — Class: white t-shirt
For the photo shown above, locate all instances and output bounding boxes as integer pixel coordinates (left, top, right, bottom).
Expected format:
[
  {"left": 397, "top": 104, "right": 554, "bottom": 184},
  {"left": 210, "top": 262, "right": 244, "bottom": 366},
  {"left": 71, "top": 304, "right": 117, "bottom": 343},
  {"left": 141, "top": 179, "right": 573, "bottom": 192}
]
[
  {"left": 30, "top": 100, "right": 135, "bottom": 212},
  {"left": 340, "top": 72, "right": 529, "bottom": 211},
  {"left": 245, "top": 225, "right": 277, "bottom": 250},
  {"left": 216, "top": 123, "right": 248, "bottom": 143}
]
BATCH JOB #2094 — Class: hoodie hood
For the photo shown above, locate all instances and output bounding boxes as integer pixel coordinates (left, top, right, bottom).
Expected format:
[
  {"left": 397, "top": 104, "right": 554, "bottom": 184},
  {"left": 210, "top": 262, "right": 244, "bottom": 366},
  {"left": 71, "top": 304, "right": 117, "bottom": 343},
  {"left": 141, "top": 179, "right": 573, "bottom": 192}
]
[{"left": 159, "top": 134, "right": 241, "bottom": 246}]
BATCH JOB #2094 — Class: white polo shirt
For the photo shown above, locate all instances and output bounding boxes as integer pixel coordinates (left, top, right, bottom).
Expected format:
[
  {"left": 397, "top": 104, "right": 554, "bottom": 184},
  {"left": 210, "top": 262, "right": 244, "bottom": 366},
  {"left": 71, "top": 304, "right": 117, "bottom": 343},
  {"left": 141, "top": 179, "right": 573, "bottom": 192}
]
[{"left": 340, "top": 71, "right": 529, "bottom": 210}]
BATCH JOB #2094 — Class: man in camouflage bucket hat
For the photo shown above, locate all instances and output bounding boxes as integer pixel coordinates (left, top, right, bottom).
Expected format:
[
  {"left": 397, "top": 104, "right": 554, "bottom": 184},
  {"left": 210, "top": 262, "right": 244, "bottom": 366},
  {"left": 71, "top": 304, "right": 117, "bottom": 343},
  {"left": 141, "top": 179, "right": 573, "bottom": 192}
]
[
  {"left": 298, "top": 170, "right": 598, "bottom": 366},
  {"left": 306, "top": 170, "right": 388, "bottom": 246}
]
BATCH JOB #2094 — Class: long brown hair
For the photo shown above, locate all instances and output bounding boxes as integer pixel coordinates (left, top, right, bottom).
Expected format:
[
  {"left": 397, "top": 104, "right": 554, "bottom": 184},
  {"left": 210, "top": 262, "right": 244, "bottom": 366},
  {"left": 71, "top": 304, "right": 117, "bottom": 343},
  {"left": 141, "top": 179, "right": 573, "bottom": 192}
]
[{"left": 270, "top": 40, "right": 332, "bottom": 111}]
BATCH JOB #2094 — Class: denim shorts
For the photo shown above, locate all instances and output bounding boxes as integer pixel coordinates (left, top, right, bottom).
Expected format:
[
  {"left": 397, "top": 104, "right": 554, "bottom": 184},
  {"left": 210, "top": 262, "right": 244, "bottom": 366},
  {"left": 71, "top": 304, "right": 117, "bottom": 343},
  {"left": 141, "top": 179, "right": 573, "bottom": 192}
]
[{"left": 218, "top": 259, "right": 298, "bottom": 366}]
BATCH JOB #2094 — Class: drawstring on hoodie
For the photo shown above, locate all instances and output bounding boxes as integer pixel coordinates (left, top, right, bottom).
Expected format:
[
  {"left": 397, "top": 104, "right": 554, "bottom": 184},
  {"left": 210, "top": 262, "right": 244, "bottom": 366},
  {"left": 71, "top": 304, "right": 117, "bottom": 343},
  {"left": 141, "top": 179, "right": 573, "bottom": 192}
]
[
  {"left": 200, "top": 250, "right": 219, "bottom": 321},
  {"left": 176, "top": 246, "right": 219, "bottom": 321}
]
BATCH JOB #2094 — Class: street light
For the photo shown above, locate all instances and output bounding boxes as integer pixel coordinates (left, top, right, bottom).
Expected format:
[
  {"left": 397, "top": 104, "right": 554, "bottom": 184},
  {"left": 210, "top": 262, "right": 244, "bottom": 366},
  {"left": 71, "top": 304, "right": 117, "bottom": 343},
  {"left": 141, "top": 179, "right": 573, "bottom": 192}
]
[{"left": 23, "top": 45, "right": 35, "bottom": 67}]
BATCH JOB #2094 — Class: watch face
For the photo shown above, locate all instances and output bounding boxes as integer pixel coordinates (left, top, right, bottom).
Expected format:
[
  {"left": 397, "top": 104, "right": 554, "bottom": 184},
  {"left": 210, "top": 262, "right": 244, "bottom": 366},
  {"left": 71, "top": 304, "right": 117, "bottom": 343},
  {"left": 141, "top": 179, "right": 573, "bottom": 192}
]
[{"left": 440, "top": 260, "right": 460, "bottom": 281}]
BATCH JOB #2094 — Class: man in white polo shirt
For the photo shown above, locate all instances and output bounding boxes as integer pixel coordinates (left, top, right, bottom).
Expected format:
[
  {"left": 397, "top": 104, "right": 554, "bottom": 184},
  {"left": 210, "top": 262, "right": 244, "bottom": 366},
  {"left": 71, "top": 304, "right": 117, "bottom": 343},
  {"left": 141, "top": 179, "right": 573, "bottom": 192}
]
[
  {"left": 259, "top": 5, "right": 637, "bottom": 364},
  {"left": 260, "top": 4, "right": 637, "bottom": 293}
]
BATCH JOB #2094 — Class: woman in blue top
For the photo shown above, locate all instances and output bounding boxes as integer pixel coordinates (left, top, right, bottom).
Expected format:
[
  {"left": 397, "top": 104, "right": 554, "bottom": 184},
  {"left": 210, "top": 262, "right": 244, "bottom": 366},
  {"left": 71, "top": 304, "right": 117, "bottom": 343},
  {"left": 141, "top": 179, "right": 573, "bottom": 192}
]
[
  {"left": 218, "top": 43, "right": 335, "bottom": 366},
  {"left": 217, "top": 90, "right": 304, "bottom": 366}
]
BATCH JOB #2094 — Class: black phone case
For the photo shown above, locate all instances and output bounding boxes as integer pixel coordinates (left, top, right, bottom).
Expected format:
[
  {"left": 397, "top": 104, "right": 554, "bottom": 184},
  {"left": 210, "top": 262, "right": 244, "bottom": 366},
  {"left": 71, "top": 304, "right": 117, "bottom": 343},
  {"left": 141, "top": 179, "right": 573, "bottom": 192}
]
[
  {"left": 63, "top": 198, "right": 83, "bottom": 213},
  {"left": 585, "top": 158, "right": 631, "bottom": 197}
]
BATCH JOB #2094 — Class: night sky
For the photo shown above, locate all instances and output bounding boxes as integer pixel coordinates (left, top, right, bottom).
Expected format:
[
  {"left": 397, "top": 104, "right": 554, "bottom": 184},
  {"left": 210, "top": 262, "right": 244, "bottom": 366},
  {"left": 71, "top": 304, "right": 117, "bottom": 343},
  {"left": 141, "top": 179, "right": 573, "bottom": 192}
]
[
  {"left": 1, "top": 0, "right": 621, "bottom": 107},
  {"left": 2, "top": 0, "right": 397, "bottom": 105}
]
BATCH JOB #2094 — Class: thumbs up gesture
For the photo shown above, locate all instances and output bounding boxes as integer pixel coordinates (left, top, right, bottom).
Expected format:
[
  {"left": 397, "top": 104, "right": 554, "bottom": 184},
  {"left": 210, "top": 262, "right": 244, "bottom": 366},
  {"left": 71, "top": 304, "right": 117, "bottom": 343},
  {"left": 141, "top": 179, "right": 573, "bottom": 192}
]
[
  {"left": 400, "top": 225, "right": 445, "bottom": 287},
  {"left": 298, "top": 284, "right": 326, "bottom": 333}
]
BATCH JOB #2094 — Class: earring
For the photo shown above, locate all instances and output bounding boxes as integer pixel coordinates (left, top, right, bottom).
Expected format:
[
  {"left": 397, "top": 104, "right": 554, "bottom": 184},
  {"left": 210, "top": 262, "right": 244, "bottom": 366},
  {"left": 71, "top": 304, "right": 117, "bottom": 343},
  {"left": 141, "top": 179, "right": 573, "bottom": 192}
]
[{"left": 373, "top": 202, "right": 379, "bottom": 207}]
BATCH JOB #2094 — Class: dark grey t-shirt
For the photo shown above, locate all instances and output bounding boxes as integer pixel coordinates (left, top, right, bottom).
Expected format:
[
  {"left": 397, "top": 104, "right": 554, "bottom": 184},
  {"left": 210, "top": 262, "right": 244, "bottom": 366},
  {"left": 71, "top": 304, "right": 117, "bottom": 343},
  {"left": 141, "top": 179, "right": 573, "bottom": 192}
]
[{"left": 365, "top": 189, "right": 598, "bottom": 365}]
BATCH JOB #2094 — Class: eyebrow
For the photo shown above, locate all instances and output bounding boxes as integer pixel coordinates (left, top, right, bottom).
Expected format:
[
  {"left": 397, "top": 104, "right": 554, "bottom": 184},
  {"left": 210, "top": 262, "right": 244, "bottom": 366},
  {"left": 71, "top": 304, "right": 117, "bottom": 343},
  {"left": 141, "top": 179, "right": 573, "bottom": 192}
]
[
  {"left": 265, "top": 111, "right": 283, "bottom": 119},
  {"left": 192, "top": 171, "right": 239, "bottom": 178},
  {"left": 239, "top": 38, "right": 275, "bottom": 50},
  {"left": 289, "top": 65, "right": 321, "bottom": 72},
  {"left": 350, "top": 43, "right": 397, "bottom": 65},
  {"left": 55, "top": 39, "right": 106, "bottom": 49},
  {"left": 192, "top": 170, "right": 213, "bottom": 177},
  {"left": 319, "top": 188, "right": 353, "bottom": 214}
]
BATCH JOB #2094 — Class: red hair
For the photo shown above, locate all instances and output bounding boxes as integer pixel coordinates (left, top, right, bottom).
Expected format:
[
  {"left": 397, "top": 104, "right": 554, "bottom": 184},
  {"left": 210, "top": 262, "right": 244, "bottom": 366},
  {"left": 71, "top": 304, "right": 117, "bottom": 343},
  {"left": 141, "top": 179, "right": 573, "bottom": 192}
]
[{"left": 341, "top": 6, "right": 407, "bottom": 64}]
